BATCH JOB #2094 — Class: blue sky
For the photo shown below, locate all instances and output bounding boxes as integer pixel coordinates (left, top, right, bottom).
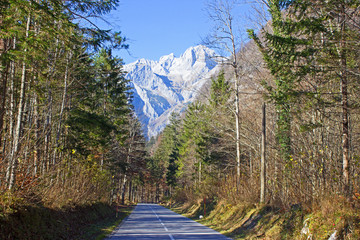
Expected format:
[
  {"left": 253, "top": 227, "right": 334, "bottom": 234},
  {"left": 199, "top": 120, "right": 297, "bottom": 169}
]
[
  {"left": 104, "top": 0, "right": 210, "bottom": 64},
  {"left": 101, "top": 0, "right": 261, "bottom": 64}
]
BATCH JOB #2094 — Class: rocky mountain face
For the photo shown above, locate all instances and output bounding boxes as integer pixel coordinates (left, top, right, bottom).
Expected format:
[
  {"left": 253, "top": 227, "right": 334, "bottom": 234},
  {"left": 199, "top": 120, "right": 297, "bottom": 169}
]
[{"left": 124, "top": 45, "right": 219, "bottom": 138}]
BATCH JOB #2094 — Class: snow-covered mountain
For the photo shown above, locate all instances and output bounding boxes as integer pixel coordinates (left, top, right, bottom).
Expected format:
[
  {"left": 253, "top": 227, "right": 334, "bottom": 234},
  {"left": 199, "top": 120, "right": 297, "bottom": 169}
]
[{"left": 124, "top": 45, "right": 219, "bottom": 138}]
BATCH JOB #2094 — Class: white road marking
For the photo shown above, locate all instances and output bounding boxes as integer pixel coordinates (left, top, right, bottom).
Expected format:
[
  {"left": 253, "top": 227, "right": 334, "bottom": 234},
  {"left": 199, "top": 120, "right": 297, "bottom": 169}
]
[
  {"left": 127, "top": 204, "right": 231, "bottom": 240},
  {"left": 149, "top": 205, "right": 172, "bottom": 236},
  {"left": 110, "top": 233, "right": 228, "bottom": 236}
]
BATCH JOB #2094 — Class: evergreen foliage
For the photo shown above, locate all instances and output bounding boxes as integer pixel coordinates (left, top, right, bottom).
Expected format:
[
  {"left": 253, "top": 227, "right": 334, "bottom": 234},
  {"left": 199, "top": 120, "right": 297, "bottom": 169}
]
[
  {"left": 0, "top": 0, "right": 148, "bottom": 207},
  {"left": 249, "top": 0, "right": 360, "bottom": 197}
]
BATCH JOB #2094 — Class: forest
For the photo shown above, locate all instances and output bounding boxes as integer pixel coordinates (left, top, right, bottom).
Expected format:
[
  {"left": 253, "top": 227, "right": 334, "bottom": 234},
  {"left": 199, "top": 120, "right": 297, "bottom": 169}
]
[
  {"left": 0, "top": 0, "right": 150, "bottom": 207},
  {"left": 150, "top": 0, "right": 360, "bottom": 206},
  {"left": 148, "top": 0, "right": 360, "bottom": 238},
  {"left": 0, "top": 0, "right": 360, "bottom": 239}
]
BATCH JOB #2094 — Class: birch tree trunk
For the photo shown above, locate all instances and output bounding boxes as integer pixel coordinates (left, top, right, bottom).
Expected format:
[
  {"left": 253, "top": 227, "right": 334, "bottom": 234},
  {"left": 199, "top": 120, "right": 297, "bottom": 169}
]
[
  {"left": 8, "top": 12, "right": 31, "bottom": 190},
  {"left": 5, "top": 54, "right": 16, "bottom": 183},
  {"left": 53, "top": 52, "right": 70, "bottom": 164},
  {"left": 45, "top": 34, "right": 60, "bottom": 170},
  {"left": 34, "top": 95, "right": 40, "bottom": 176},
  {"left": 44, "top": 92, "right": 52, "bottom": 172},
  {"left": 234, "top": 68, "right": 241, "bottom": 186}
]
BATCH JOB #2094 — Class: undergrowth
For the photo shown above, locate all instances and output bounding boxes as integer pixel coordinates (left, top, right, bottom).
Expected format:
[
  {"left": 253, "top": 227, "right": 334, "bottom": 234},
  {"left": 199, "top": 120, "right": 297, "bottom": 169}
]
[
  {"left": 0, "top": 192, "right": 133, "bottom": 240},
  {"left": 172, "top": 195, "right": 360, "bottom": 240}
]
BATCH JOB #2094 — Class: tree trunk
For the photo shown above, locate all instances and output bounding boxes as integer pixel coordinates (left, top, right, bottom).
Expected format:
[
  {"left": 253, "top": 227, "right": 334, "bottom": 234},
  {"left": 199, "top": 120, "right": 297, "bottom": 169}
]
[
  {"left": 34, "top": 95, "right": 41, "bottom": 176},
  {"left": 341, "top": 39, "right": 350, "bottom": 198},
  {"left": 0, "top": 59, "right": 9, "bottom": 151},
  {"left": 260, "top": 103, "right": 266, "bottom": 204},
  {"left": 8, "top": 13, "right": 31, "bottom": 190},
  {"left": 121, "top": 174, "right": 127, "bottom": 205},
  {"left": 338, "top": 3, "right": 350, "bottom": 198},
  {"left": 128, "top": 179, "right": 132, "bottom": 203},
  {"left": 198, "top": 160, "right": 202, "bottom": 185},
  {"left": 155, "top": 183, "right": 159, "bottom": 203},
  {"left": 45, "top": 34, "right": 60, "bottom": 169},
  {"left": 44, "top": 87, "right": 52, "bottom": 172},
  {"left": 233, "top": 59, "right": 241, "bottom": 189},
  {"left": 53, "top": 53, "right": 70, "bottom": 164},
  {"left": 0, "top": 21, "right": 9, "bottom": 151},
  {"left": 5, "top": 59, "right": 15, "bottom": 182},
  {"left": 205, "top": 0, "right": 241, "bottom": 187}
]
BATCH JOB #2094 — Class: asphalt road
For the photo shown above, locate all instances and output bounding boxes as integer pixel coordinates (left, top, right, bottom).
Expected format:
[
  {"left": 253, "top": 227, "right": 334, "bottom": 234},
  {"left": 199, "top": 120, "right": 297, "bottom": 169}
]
[{"left": 106, "top": 203, "right": 232, "bottom": 240}]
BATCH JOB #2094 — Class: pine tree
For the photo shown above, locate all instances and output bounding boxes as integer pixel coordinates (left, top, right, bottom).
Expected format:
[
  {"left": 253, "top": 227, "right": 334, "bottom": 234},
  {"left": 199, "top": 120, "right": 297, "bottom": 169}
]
[
  {"left": 209, "top": 71, "right": 231, "bottom": 108},
  {"left": 152, "top": 113, "right": 181, "bottom": 191},
  {"left": 249, "top": 0, "right": 360, "bottom": 198},
  {"left": 248, "top": 0, "right": 316, "bottom": 165}
]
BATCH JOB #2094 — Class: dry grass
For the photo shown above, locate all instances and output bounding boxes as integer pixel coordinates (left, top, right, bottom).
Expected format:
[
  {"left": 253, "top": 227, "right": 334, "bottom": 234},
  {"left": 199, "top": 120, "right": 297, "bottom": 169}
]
[
  {"left": 173, "top": 195, "right": 360, "bottom": 240},
  {"left": 301, "top": 196, "right": 360, "bottom": 240}
]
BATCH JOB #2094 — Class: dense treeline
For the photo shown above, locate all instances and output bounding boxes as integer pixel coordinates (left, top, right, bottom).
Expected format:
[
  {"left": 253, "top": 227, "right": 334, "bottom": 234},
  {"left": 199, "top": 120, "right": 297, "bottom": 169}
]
[
  {"left": 150, "top": 0, "right": 360, "bottom": 211},
  {"left": 0, "top": 0, "right": 150, "bottom": 207}
]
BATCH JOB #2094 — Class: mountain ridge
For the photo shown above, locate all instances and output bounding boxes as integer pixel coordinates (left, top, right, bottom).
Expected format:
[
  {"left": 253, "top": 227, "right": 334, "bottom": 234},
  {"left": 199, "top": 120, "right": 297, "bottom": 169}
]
[{"left": 124, "top": 45, "right": 219, "bottom": 138}]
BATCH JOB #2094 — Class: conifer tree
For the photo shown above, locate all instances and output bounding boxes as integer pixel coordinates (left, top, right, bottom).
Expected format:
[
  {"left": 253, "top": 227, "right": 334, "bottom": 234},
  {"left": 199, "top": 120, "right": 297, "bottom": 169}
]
[
  {"left": 0, "top": 0, "right": 135, "bottom": 198},
  {"left": 248, "top": 0, "right": 315, "bottom": 164},
  {"left": 249, "top": 0, "right": 360, "bottom": 198},
  {"left": 152, "top": 113, "right": 181, "bottom": 191},
  {"left": 209, "top": 71, "right": 231, "bottom": 108}
]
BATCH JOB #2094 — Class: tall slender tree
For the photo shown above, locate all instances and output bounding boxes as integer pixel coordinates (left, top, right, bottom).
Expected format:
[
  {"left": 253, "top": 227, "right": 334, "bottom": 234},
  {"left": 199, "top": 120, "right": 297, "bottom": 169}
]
[{"left": 205, "top": 0, "right": 243, "bottom": 186}]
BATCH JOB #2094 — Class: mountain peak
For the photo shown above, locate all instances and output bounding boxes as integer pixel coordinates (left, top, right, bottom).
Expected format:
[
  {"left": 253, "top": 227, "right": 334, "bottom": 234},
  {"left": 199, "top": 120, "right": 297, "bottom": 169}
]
[
  {"left": 177, "top": 45, "right": 217, "bottom": 70},
  {"left": 159, "top": 53, "right": 175, "bottom": 69},
  {"left": 182, "top": 45, "right": 215, "bottom": 57},
  {"left": 124, "top": 45, "right": 219, "bottom": 138}
]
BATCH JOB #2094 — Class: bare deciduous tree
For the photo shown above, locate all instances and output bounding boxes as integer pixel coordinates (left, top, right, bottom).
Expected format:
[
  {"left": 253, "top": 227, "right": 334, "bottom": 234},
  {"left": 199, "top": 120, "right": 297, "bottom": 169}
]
[{"left": 204, "top": 0, "right": 243, "bottom": 186}]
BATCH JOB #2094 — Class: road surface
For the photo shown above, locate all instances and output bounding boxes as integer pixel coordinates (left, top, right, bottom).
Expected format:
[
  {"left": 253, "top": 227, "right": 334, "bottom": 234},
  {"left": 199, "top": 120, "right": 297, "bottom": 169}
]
[{"left": 106, "top": 203, "right": 232, "bottom": 240}]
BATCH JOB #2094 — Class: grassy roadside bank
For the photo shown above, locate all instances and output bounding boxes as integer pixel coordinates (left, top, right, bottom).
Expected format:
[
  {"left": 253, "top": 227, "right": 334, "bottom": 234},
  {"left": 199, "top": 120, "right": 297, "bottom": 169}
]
[
  {"left": 0, "top": 201, "right": 133, "bottom": 240},
  {"left": 171, "top": 197, "right": 360, "bottom": 240}
]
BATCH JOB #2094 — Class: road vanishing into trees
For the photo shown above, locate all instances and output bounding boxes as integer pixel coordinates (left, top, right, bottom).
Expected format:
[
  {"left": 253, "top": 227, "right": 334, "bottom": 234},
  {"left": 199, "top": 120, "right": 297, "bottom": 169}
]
[{"left": 106, "top": 203, "right": 232, "bottom": 240}]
